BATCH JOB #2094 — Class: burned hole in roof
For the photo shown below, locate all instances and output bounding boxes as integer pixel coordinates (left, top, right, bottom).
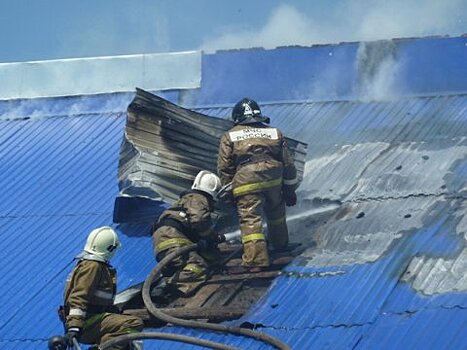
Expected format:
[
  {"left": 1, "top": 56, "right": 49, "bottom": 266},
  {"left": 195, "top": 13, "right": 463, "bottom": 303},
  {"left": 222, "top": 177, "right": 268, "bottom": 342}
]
[{"left": 116, "top": 242, "right": 304, "bottom": 326}]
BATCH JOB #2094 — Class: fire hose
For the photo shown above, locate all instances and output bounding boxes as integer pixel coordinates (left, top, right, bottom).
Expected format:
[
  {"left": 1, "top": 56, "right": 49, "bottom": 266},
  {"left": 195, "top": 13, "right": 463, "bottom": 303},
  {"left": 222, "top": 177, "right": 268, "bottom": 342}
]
[
  {"left": 140, "top": 244, "right": 291, "bottom": 350},
  {"left": 99, "top": 332, "right": 236, "bottom": 350}
]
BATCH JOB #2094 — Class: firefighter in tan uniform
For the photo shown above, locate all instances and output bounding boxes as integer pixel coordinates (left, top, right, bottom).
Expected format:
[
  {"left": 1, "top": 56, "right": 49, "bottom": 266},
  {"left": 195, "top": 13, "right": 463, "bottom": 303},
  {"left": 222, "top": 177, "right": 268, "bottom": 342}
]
[
  {"left": 152, "top": 170, "right": 222, "bottom": 296},
  {"left": 217, "top": 98, "right": 298, "bottom": 270},
  {"left": 63, "top": 227, "right": 144, "bottom": 350}
]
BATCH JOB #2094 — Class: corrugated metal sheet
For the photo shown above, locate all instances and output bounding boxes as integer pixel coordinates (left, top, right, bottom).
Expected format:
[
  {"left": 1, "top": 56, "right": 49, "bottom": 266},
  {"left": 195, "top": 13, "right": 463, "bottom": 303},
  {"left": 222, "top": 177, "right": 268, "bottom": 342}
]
[
  {"left": 0, "top": 38, "right": 465, "bottom": 349},
  {"left": 241, "top": 198, "right": 466, "bottom": 327},
  {"left": 357, "top": 308, "right": 467, "bottom": 349},
  {"left": 197, "top": 94, "right": 467, "bottom": 150},
  {"left": 114, "top": 89, "right": 307, "bottom": 223}
]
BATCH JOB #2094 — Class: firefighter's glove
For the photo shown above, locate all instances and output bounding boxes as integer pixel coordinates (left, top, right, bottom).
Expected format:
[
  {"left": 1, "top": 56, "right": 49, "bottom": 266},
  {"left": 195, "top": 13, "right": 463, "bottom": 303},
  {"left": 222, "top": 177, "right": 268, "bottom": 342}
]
[
  {"left": 284, "top": 191, "right": 297, "bottom": 207},
  {"left": 198, "top": 237, "right": 222, "bottom": 251},
  {"left": 65, "top": 327, "right": 81, "bottom": 345},
  {"left": 197, "top": 240, "right": 211, "bottom": 252},
  {"left": 215, "top": 182, "right": 233, "bottom": 204},
  {"left": 198, "top": 238, "right": 222, "bottom": 264}
]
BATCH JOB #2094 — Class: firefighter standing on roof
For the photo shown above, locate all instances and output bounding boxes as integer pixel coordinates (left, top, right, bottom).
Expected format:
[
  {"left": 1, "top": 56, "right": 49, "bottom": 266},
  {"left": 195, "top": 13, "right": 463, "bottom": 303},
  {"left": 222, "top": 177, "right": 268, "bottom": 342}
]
[
  {"left": 217, "top": 98, "right": 298, "bottom": 269},
  {"left": 63, "top": 226, "right": 144, "bottom": 350},
  {"left": 152, "top": 170, "right": 222, "bottom": 296}
]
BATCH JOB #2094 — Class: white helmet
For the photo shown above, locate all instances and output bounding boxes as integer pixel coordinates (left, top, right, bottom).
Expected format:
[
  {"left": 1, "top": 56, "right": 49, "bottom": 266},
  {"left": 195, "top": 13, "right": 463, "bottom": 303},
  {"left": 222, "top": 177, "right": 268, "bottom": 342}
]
[
  {"left": 191, "top": 170, "right": 222, "bottom": 198},
  {"left": 83, "top": 226, "right": 122, "bottom": 261}
]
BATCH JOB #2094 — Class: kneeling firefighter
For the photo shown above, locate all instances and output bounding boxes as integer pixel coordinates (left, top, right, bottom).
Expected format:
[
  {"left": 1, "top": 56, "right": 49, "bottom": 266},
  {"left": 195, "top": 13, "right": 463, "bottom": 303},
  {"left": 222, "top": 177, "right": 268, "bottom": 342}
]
[
  {"left": 152, "top": 170, "right": 222, "bottom": 296},
  {"left": 217, "top": 98, "right": 298, "bottom": 270},
  {"left": 61, "top": 227, "right": 144, "bottom": 350}
]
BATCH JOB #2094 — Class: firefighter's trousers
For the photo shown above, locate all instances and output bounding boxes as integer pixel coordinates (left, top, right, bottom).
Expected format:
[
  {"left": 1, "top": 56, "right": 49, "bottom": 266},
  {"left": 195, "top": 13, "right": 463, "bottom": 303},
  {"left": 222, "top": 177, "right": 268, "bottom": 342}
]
[
  {"left": 236, "top": 189, "right": 289, "bottom": 267},
  {"left": 79, "top": 312, "right": 144, "bottom": 350},
  {"left": 153, "top": 226, "right": 208, "bottom": 295}
]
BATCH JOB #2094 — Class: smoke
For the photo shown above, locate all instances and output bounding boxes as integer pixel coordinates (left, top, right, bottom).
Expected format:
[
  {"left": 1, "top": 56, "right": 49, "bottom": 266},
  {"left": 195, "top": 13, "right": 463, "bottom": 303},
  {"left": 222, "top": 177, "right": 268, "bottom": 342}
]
[
  {"left": 200, "top": 5, "right": 322, "bottom": 52},
  {"left": 0, "top": 94, "right": 131, "bottom": 121},
  {"left": 200, "top": 1, "right": 466, "bottom": 52},
  {"left": 199, "top": 1, "right": 466, "bottom": 101},
  {"left": 356, "top": 40, "right": 401, "bottom": 101}
]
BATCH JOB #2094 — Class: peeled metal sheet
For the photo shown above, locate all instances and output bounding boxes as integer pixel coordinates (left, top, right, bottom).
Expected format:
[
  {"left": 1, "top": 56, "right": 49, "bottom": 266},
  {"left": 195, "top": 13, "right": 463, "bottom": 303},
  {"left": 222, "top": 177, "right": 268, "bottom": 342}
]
[{"left": 114, "top": 89, "right": 308, "bottom": 222}]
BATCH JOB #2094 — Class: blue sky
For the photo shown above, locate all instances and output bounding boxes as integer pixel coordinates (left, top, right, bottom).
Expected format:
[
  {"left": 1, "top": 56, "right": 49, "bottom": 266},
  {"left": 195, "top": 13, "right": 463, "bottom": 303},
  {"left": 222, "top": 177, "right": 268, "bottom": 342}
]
[{"left": 0, "top": 0, "right": 466, "bottom": 63}]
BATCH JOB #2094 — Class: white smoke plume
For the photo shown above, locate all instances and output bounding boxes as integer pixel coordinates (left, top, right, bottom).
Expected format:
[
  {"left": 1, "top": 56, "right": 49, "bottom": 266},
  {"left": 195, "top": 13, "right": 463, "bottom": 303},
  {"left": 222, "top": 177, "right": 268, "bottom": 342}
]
[
  {"left": 200, "top": 5, "right": 321, "bottom": 52},
  {"left": 200, "top": 1, "right": 467, "bottom": 101},
  {"left": 356, "top": 40, "right": 401, "bottom": 101},
  {"left": 200, "top": 1, "right": 466, "bottom": 52}
]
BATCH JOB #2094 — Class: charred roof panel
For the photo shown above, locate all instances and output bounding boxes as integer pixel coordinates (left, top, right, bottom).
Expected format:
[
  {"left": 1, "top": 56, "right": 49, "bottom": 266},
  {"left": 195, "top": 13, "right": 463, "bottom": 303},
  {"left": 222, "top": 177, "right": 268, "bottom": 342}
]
[{"left": 113, "top": 89, "right": 308, "bottom": 223}]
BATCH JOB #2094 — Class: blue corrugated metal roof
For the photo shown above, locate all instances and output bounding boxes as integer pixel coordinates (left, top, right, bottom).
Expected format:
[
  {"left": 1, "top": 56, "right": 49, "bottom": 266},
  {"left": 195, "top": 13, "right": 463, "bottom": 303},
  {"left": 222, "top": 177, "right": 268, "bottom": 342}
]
[
  {"left": 193, "top": 95, "right": 466, "bottom": 350},
  {"left": 0, "top": 107, "right": 160, "bottom": 349},
  {"left": 357, "top": 308, "right": 467, "bottom": 349},
  {"left": 0, "top": 35, "right": 466, "bottom": 349}
]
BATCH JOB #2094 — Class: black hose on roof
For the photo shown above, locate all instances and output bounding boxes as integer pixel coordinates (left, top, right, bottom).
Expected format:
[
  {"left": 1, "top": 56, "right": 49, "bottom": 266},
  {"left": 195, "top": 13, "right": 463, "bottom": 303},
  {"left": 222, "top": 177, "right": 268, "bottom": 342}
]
[
  {"left": 141, "top": 244, "right": 291, "bottom": 350},
  {"left": 98, "top": 247, "right": 238, "bottom": 350},
  {"left": 98, "top": 331, "right": 236, "bottom": 350}
]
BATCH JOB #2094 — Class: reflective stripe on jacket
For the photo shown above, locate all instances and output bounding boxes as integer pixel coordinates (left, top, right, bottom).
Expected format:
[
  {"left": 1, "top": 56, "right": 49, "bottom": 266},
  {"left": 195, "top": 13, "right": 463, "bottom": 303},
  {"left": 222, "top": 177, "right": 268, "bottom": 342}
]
[
  {"left": 217, "top": 123, "right": 297, "bottom": 195},
  {"left": 64, "top": 259, "right": 116, "bottom": 329}
]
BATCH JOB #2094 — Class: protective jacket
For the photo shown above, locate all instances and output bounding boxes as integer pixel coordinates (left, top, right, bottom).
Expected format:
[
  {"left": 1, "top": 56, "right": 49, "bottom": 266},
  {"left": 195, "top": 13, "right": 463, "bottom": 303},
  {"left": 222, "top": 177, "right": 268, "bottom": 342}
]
[
  {"left": 153, "top": 190, "right": 217, "bottom": 295},
  {"left": 154, "top": 190, "right": 215, "bottom": 254},
  {"left": 64, "top": 257, "right": 116, "bottom": 330},
  {"left": 62, "top": 254, "right": 144, "bottom": 349},
  {"left": 217, "top": 123, "right": 298, "bottom": 197}
]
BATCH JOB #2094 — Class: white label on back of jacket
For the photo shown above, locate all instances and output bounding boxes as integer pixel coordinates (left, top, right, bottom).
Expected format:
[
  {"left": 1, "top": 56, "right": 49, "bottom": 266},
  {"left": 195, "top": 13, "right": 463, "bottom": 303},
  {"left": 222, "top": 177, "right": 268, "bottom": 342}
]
[{"left": 229, "top": 128, "right": 278, "bottom": 141}]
